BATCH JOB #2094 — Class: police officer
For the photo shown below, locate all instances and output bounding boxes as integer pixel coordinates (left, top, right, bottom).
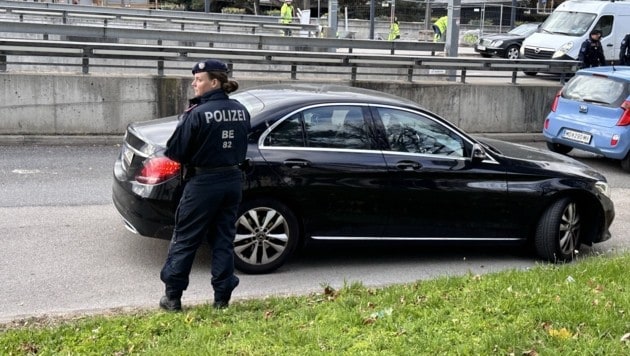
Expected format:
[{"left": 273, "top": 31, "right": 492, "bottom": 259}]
[
  {"left": 159, "top": 59, "right": 251, "bottom": 311},
  {"left": 619, "top": 33, "right": 630, "bottom": 65},
  {"left": 578, "top": 29, "right": 606, "bottom": 69}
]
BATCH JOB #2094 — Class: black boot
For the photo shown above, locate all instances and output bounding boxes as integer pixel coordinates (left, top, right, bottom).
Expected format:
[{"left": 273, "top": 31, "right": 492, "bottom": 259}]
[
  {"left": 213, "top": 276, "right": 239, "bottom": 309},
  {"left": 159, "top": 295, "right": 182, "bottom": 312}
]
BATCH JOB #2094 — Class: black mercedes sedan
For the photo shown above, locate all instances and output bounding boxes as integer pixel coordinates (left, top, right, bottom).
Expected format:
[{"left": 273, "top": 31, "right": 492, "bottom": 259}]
[
  {"left": 474, "top": 23, "right": 540, "bottom": 59},
  {"left": 113, "top": 84, "right": 614, "bottom": 274}
]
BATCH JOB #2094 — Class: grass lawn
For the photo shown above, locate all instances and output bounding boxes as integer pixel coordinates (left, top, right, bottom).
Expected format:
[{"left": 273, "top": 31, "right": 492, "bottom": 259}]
[{"left": 1, "top": 252, "right": 629, "bottom": 355}]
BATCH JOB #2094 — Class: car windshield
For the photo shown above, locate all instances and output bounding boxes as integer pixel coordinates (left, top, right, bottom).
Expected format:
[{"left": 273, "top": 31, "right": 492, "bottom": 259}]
[
  {"left": 508, "top": 24, "right": 538, "bottom": 36},
  {"left": 540, "top": 11, "right": 596, "bottom": 36},
  {"left": 563, "top": 74, "right": 627, "bottom": 105}
]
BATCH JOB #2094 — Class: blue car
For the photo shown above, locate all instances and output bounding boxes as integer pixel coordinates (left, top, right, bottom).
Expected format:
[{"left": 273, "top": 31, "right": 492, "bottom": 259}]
[{"left": 543, "top": 66, "right": 630, "bottom": 171}]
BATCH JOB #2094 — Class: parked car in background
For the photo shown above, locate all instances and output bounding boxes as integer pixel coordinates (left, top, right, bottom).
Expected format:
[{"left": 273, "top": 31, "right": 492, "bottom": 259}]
[
  {"left": 113, "top": 84, "right": 614, "bottom": 274},
  {"left": 543, "top": 66, "right": 630, "bottom": 172},
  {"left": 474, "top": 23, "right": 540, "bottom": 59}
]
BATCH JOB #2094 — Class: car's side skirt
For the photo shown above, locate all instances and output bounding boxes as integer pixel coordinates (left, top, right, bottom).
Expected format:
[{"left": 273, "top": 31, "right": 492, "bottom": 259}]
[{"left": 310, "top": 236, "right": 525, "bottom": 241}]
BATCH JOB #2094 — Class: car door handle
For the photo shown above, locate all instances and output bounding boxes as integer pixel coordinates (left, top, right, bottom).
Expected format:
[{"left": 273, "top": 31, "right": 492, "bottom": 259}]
[
  {"left": 283, "top": 159, "right": 311, "bottom": 169},
  {"left": 395, "top": 161, "right": 422, "bottom": 171}
]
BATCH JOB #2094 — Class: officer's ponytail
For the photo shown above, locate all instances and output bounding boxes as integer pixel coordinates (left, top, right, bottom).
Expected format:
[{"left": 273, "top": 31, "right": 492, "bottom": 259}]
[{"left": 208, "top": 71, "right": 239, "bottom": 94}]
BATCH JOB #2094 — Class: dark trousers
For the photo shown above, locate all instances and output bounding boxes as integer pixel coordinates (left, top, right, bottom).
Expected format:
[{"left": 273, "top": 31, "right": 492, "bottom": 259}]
[{"left": 160, "top": 169, "right": 242, "bottom": 302}]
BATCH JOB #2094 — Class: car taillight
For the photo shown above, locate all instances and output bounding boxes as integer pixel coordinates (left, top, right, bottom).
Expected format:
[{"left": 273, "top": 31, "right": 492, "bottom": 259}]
[
  {"left": 136, "top": 156, "right": 180, "bottom": 184},
  {"left": 617, "top": 100, "right": 630, "bottom": 126},
  {"left": 550, "top": 90, "right": 561, "bottom": 112}
]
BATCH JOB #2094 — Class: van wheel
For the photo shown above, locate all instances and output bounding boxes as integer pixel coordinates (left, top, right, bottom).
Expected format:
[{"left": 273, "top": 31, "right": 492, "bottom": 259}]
[
  {"left": 234, "top": 199, "right": 299, "bottom": 274},
  {"left": 524, "top": 71, "right": 537, "bottom": 76},
  {"left": 621, "top": 152, "right": 630, "bottom": 172},
  {"left": 535, "top": 197, "right": 581, "bottom": 263},
  {"left": 546, "top": 142, "right": 573, "bottom": 155}
]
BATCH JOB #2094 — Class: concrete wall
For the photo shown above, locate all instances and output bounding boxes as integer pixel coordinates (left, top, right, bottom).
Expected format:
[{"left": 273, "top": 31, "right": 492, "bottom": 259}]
[{"left": 0, "top": 73, "right": 561, "bottom": 135}]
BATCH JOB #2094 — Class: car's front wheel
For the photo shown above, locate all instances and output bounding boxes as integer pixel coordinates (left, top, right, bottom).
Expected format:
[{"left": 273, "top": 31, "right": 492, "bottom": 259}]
[
  {"left": 505, "top": 45, "right": 520, "bottom": 59},
  {"left": 535, "top": 197, "right": 581, "bottom": 262},
  {"left": 234, "top": 199, "right": 299, "bottom": 274},
  {"left": 546, "top": 142, "right": 573, "bottom": 155}
]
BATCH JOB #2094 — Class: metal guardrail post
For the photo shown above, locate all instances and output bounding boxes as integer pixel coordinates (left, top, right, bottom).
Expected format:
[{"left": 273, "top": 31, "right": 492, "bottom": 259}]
[
  {"left": 291, "top": 64, "right": 297, "bottom": 80},
  {"left": 407, "top": 68, "right": 413, "bottom": 82},
  {"left": 82, "top": 48, "right": 91, "bottom": 74},
  {"left": 511, "top": 71, "right": 517, "bottom": 84},
  {"left": 351, "top": 66, "right": 357, "bottom": 81},
  {"left": 62, "top": 11, "right": 67, "bottom": 24},
  {"left": 157, "top": 58, "right": 164, "bottom": 76},
  {"left": 0, "top": 54, "right": 6, "bottom": 72},
  {"left": 460, "top": 69, "right": 467, "bottom": 83}
]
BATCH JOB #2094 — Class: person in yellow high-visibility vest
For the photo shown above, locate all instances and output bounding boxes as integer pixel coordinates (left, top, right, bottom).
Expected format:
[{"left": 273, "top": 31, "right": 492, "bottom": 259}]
[
  {"left": 432, "top": 16, "right": 448, "bottom": 42},
  {"left": 280, "top": 0, "right": 295, "bottom": 36},
  {"left": 388, "top": 18, "right": 400, "bottom": 41}
]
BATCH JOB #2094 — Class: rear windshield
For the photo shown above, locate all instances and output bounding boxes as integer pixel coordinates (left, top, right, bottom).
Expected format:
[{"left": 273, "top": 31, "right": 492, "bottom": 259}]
[{"left": 562, "top": 74, "right": 627, "bottom": 106}]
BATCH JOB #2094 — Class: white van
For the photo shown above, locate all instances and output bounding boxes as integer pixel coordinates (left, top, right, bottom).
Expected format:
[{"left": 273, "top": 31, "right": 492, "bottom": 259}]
[{"left": 521, "top": 0, "right": 630, "bottom": 73}]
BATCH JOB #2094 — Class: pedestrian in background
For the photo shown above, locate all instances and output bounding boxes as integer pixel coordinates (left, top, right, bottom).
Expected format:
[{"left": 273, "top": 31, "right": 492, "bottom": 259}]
[
  {"left": 280, "top": 0, "right": 295, "bottom": 36},
  {"left": 159, "top": 59, "right": 251, "bottom": 312},
  {"left": 388, "top": 17, "right": 400, "bottom": 41},
  {"left": 619, "top": 33, "right": 630, "bottom": 65},
  {"left": 578, "top": 29, "right": 606, "bottom": 68},
  {"left": 432, "top": 16, "right": 448, "bottom": 42}
]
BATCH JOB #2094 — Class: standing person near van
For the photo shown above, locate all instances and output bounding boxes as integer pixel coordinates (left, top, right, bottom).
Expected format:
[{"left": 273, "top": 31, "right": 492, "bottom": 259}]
[
  {"left": 619, "top": 33, "right": 630, "bottom": 65},
  {"left": 432, "top": 16, "right": 448, "bottom": 42},
  {"left": 578, "top": 29, "right": 606, "bottom": 68}
]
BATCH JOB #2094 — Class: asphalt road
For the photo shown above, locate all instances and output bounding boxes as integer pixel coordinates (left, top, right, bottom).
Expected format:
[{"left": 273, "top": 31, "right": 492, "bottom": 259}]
[{"left": 0, "top": 141, "right": 628, "bottom": 323}]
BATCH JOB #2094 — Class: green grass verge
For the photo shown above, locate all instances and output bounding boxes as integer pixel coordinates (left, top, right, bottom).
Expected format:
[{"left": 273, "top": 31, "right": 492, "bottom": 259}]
[{"left": 1, "top": 253, "right": 629, "bottom": 355}]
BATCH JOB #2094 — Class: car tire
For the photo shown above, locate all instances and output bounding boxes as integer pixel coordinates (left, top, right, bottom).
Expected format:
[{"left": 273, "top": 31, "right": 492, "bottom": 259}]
[
  {"left": 621, "top": 152, "right": 630, "bottom": 172},
  {"left": 505, "top": 45, "right": 520, "bottom": 60},
  {"left": 535, "top": 197, "right": 581, "bottom": 262},
  {"left": 546, "top": 142, "right": 573, "bottom": 155},
  {"left": 234, "top": 199, "right": 299, "bottom": 274},
  {"left": 523, "top": 71, "right": 537, "bottom": 76}
]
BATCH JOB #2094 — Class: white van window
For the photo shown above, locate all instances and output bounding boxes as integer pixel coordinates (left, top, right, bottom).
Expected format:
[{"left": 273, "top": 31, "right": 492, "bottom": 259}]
[
  {"left": 593, "top": 15, "right": 613, "bottom": 37},
  {"left": 541, "top": 11, "right": 597, "bottom": 36}
]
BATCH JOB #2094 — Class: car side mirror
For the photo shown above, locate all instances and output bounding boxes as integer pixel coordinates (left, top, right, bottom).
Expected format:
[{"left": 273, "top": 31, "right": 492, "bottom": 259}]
[{"left": 471, "top": 143, "right": 487, "bottom": 163}]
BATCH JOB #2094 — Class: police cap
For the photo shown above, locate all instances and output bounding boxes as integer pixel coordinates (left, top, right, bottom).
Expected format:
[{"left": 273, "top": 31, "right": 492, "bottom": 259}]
[
  {"left": 590, "top": 29, "right": 602, "bottom": 36},
  {"left": 192, "top": 59, "right": 229, "bottom": 74}
]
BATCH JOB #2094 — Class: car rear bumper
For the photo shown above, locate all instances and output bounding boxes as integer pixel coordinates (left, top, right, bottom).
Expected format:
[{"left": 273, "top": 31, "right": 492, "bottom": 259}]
[
  {"left": 112, "top": 175, "right": 175, "bottom": 240},
  {"left": 543, "top": 114, "right": 630, "bottom": 160}
]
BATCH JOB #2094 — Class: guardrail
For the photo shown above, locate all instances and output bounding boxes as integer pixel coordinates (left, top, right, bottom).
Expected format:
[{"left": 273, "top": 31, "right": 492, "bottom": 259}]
[
  {"left": 0, "top": 21, "right": 446, "bottom": 55},
  {"left": 0, "top": 38, "right": 579, "bottom": 84},
  {"left": 0, "top": 0, "right": 320, "bottom": 35}
]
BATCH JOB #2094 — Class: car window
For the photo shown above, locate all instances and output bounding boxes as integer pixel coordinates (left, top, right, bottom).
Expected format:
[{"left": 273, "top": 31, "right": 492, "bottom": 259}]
[
  {"left": 263, "top": 106, "right": 371, "bottom": 150},
  {"left": 264, "top": 113, "right": 305, "bottom": 147},
  {"left": 377, "top": 107, "right": 465, "bottom": 157},
  {"left": 563, "top": 74, "right": 626, "bottom": 105}
]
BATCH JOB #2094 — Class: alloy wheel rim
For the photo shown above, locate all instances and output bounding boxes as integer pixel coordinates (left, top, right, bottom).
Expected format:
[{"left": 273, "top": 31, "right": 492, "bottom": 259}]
[
  {"left": 558, "top": 202, "right": 581, "bottom": 255},
  {"left": 234, "top": 207, "right": 289, "bottom": 265}
]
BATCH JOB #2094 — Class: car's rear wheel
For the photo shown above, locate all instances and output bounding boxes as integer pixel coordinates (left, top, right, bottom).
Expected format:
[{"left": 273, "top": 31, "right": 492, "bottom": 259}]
[
  {"left": 535, "top": 197, "right": 581, "bottom": 262},
  {"left": 505, "top": 45, "right": 520, "bottom": 59},
  {"left": 621, "top": 152, "right": 630, "bottom": 172},
  {"left": 234, "top": 199, "right": 299, "bottom": 274},
  {"left": 546, "top": 142, "right": 573, "bottom": 155}
]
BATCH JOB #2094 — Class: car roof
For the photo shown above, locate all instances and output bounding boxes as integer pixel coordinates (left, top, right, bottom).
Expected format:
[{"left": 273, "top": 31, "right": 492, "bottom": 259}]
[
  {"left": 577, "top": 66, "right": 630, "bottom": 81},
  {"left": 233, "top": 83, "right": 423, "bottom": 117}
]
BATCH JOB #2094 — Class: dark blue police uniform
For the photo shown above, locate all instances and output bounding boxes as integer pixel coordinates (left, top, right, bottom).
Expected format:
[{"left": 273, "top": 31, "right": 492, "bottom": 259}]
[
  {"left": 159, "top": 60, "right": 250, "bottom": 310},
  {"left": 578, "top": 30, "right": 606, "bottom": 69}
]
